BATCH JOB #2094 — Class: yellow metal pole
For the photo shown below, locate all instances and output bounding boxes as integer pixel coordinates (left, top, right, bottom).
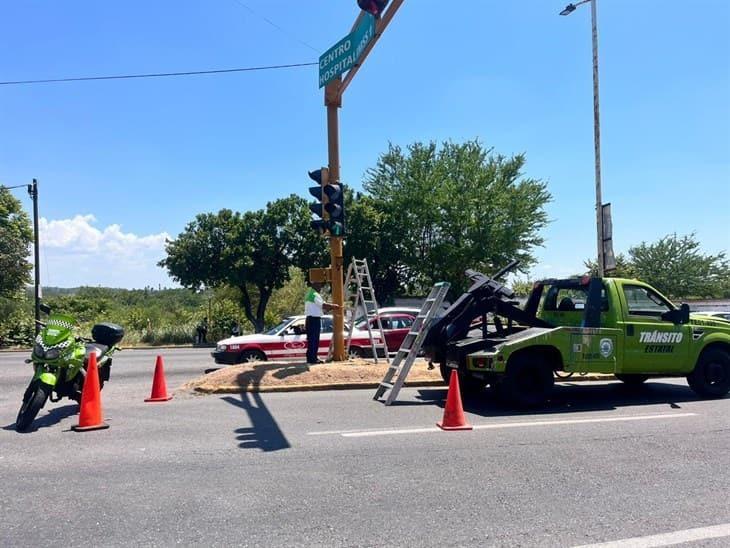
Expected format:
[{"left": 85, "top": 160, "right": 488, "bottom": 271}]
[
  {"left": 321, "top": 1, "right": 404, "bottom": 360},
  {"left": 326, "top": 80, "right": 345, "bottom": 361}
]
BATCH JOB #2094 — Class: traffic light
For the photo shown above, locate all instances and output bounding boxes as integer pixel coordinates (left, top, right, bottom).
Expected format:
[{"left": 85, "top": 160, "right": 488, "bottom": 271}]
[
  {"left": 308, "top": 168, "right": 329, "bottom": 235},
  {"left": 357, "top": 0, "right": 389, "bottom": 17},
  {"left": 324, "top": 182, "right": 345, "bottom": 237}
]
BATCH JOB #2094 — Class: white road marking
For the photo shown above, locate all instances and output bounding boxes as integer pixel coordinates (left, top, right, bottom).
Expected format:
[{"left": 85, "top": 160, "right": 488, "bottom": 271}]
[
  {"left": 306, "top": 413, "right": 697, "bottom": 438},
  {"left": 573, "top": 523, "right": 730, "bottom": 547}
]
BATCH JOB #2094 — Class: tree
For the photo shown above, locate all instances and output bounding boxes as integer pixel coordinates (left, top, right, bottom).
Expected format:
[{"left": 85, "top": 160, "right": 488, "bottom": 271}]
[
  {"left": 0, "top": 187, "right": 33, "bottom": 298},
  {"left": 159, "top": 195, "right": 326, "bottom": 332},
  {"left": 628, "top": 233, "right": 729, "bottom": 299},
  {"left": 343, "top": 191, "right": 402, "bottom": 304},
  {"left": 584, "top": 253, "right": 637, "bottom": 279},
  {"left": 584, "top": 234, "right": 730, "bottom": 298},
  {"left": 363, "top": 140, "right": 551, "bottom": 296}
]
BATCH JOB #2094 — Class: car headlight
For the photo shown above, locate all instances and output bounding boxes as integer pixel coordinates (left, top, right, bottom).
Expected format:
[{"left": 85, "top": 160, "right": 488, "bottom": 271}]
[
  {"left": 216, "top": 344, "right": 227, "bottom": 352},
  {"left": 45, "top": 347, "right": 60, "bottom": 360}
]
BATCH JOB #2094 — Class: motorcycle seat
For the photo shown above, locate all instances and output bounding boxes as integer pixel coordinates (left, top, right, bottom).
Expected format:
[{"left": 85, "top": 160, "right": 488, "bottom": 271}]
[{"left": 85, "top": 343, "right": 109, "bottom": 359}]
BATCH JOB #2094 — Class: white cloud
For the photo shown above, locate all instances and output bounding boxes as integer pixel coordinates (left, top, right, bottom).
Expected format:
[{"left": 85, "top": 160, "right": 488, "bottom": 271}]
[{"left": 34, "top": 214, "right": 175, "bottom": 289}]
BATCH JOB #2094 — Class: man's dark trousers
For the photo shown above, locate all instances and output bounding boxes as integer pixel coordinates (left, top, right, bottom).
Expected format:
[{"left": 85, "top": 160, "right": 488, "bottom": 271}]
[{"left": 305, "top": 316, "right": 321, "bottom": 363}]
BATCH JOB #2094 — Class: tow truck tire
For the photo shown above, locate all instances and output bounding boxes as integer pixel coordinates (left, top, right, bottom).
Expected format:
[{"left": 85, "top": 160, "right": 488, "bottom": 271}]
[
  {"left": 501, "top": 354, "right": 554, "bottom": 407},
  {"left": 438, "top": 364, "right": 486, "bottom": 393},
  {"left": 687, "top": 347, "right": 730, "bottom": 398},
  {"left": 615, "top": 373, "right": 650, "bottom": 386},
  {"left": 459, "top": 372, "right": 488, "bottom": 394}
]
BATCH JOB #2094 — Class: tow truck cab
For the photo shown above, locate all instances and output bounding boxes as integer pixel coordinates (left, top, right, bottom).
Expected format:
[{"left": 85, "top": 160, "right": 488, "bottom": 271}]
[{"left": 423, "top": 265, "right": 730, "bottom": 406}]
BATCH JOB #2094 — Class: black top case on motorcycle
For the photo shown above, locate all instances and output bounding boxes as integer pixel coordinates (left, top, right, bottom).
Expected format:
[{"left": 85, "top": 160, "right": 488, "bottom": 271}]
[{"left": 92, "top": 323, "right": 125, "bottom": 346}]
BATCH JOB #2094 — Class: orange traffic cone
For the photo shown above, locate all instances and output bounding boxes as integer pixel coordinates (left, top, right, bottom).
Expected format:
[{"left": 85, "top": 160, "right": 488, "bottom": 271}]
[
  {"left": 72, "top": 351, "right": 110, "bottom": 432},
  {"left": 437, "top": 369, "right": 473, "bottom": 431},
  {"left": 145, "top": 355, "right": 173, "bottom": 402}
]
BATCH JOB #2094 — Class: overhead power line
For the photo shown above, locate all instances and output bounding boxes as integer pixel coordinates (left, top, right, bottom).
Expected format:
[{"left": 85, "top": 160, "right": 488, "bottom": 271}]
[
  {"left": 230, "top": 0, "right": 321, "bottom": 54},
  {"left": 0, "top": 61, "right": 318, "bottom": 86}
]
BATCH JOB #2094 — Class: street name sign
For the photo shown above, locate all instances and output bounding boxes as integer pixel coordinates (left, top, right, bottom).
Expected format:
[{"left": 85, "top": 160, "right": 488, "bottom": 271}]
[{"left": 319, "top": 14, "right": 376, "bottom": 88}]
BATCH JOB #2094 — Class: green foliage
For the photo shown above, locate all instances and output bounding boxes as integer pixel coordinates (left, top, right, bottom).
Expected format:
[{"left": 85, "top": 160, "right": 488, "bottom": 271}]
[
  {"left": 584, "top": 234, "right": 729, "bottom": 299},
  {"left": 0, "top": 297, "right": 34, "bottom": 347},
  {"left": 584, "top": 253, "right": 637, "bottom": 279},
  {"left": 343, "top": 192, "right": 402, "bottom": 304},
  {"left": 159, "top": 195, "right": 327, "bottom": 332},
  {"left": 0, "top": 187, "right": 33, "bottom": 299},
  {"left": 157, "top": 139, "right": 551, "bottom": 327},
  {"left": 362, "top": 140, "right": 551, "bottom": 297},
  {"left": 0, "top": 287, "right": 215, "bottom": 348},
  {"left": 629, "top": 233, "right": 729, "bottom": 299},
  {"left": 510, "top": 278, "right": 535, "bottom": 298},
  {"left": 268, "top": 267, "right": 308, "bottom": 321}
]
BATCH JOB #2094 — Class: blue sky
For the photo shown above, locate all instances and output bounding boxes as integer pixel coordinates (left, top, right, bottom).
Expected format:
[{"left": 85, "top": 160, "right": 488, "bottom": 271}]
[{"left": 1, "top": 0, "right": 728, "bottom": 289}]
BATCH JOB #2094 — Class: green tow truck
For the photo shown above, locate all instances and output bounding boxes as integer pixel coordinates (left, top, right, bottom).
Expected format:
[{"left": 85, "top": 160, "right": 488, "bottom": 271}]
[{"left": 422, "top": 262, "right": 730, "bottom": 406}]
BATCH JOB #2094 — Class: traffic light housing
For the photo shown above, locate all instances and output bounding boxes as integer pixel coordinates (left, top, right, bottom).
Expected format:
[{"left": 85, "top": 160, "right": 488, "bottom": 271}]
[
  {"left": 357, "top": 0, "right": 389, "bottom": 17},
  {"left": 308, "top": 168, "right": 329, "bottom": 235},
  {"left": 324, "top": 182, "right": 345, "bottom": 237}
]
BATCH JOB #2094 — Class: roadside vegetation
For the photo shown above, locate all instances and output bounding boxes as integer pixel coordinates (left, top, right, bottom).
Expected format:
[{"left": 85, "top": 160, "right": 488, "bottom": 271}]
[{"left": 3, "top": 141, "right": 728, "bottom": 348}]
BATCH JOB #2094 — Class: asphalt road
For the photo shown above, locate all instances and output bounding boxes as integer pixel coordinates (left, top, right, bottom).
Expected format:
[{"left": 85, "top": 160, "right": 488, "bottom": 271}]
[{"left": 1, "top": 348, "right": 729, "bottom": 547}]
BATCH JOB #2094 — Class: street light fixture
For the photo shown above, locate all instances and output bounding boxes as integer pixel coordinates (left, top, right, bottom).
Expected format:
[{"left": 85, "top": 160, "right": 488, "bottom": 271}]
[
  {"left": 559, "top": 4, "right": 577, "bottom": 16},
  {"left": 559, "top": 0, "right": 609, "bottom": 277}
]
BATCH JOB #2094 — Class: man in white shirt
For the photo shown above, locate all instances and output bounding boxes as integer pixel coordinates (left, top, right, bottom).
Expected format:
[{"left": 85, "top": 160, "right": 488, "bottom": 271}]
[{"left": 304, "top": 281, "right": 337, "bottom": 364}]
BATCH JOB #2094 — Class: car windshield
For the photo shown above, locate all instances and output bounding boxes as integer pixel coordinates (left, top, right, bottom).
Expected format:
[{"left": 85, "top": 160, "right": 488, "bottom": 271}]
[{"left": 264, "top": 318, "right": 292, "bottom": 336}]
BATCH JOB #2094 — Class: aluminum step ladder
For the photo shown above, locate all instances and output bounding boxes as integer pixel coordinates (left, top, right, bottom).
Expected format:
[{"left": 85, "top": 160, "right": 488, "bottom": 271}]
[
  {"left": 328, "top": 258, "right": 389, "bottom": 362},
  {"left": 373, "top": 281, "right": 450, "bottom": 405}
]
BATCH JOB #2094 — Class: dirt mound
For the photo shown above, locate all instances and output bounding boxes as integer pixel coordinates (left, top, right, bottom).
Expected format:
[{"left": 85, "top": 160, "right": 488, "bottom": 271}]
[{"left": 182, "top": 358, "right": 444, "bottom": 393}]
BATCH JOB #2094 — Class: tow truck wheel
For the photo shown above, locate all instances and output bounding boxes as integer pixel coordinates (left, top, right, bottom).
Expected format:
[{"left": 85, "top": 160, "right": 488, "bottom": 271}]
[
  {"left": 687, "top": 347, "right": 730, "bottom": 398},
  {"left": 438, "top": 364, "right": 486, "bottom": 393},
  {"left": 501, "top": 354, "right": 554, "bottom": 407},
  {"left": 615, "top": 373, "right": 649, "bottom": 386}
]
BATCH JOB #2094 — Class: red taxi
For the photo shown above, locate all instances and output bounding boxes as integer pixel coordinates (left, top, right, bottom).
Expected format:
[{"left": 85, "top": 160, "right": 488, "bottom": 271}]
[{"left": 211, "top": 315, "right": 382, "bottom": 364}]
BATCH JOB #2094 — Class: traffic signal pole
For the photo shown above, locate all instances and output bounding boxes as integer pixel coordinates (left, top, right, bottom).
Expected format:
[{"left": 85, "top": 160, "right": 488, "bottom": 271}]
[
  {"left": 325, "top": 82, "right": 346, "bottom": 360},
  {"left": 324, "top": 0, "right": 404, "bottom": 361}
]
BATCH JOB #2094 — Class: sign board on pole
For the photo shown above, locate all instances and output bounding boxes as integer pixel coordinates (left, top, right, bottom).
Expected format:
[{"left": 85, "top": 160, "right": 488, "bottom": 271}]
[
  {"left": 602, "top": 203, "right": 617, "bottom": 272},
  {"left": 319, "top": 14, "right": 376, "bottom": 88}
]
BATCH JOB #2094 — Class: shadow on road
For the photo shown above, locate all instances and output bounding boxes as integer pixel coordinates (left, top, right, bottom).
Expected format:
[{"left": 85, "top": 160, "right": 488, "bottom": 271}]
[
  {"left": 222, "top": 393, "right": 290, "bottom": 452},
  {"left": 220, "top": 365, "right": 291, "bottom": 451},
  {"left": 416, "top": 380, "right": 711, "bottom": 418},
  {"left": 3, "top": 404, "right": 78, "bottom": 433}
]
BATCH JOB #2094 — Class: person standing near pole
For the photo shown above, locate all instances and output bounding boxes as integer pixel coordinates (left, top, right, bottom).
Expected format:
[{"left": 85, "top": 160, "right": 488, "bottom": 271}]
[{"left": 304, "top": 281, "right": 338, "bottom": 365}]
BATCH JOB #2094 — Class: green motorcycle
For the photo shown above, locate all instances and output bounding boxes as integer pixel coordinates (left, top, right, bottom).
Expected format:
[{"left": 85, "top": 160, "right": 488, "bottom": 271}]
[{"left": 15, "top": 304, "right": 124, "bottom": 432}]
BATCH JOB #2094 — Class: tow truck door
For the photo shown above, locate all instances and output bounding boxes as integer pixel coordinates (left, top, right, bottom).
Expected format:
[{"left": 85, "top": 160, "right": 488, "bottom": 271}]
[{"left": 616, "top": 283, "right": 690, "bottom": 373}]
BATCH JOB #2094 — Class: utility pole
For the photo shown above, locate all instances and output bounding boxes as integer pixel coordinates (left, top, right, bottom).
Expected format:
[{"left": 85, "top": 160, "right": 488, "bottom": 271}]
[
  {"left": 27, "top": 179, "right": 41, "bottom": 334},
  {"left": 590, "top": 0, "right": 604, "bottom": 277},
  {"left": 561, "top": 0, "right": 605, "bottom": 276},
  {"left": 322, "top": 0, "right": 404, "bottom": 360}
]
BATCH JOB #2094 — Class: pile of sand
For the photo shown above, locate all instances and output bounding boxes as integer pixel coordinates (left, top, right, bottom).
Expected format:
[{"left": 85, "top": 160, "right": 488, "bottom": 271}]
[{"left": 182, "top": 357, "right": 444, "bottom": 393}]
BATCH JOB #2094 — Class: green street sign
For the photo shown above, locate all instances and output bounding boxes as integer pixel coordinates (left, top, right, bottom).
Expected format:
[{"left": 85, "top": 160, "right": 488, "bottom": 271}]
[{"left": 319, "top": 13, "right": 376, "bottom": 88}]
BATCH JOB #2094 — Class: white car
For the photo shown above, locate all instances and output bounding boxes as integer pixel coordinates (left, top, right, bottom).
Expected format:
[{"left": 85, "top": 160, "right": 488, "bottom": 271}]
[
  {"left": 694, "top": 310, "right": 730, "bottom": 322},
  {"left": 211, "top": 315, "right": 382, "bottom": 364}
]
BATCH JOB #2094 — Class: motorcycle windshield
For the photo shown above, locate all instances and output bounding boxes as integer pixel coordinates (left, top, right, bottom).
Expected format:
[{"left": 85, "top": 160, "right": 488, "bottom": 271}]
[{"left": 41, "top": 314, "right": 77, "bottom": 346}]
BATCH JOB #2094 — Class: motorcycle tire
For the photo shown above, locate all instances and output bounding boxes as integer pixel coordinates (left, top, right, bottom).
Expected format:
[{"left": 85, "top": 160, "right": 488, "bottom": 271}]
[{"left": 15, "top": 381, "right": 51, "bottom": 432}]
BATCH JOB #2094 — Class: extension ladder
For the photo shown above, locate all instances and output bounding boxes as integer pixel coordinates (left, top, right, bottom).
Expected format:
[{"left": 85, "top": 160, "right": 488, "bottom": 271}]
[{"left": 373, "top": 281, "right": 450, "bottom": 405}]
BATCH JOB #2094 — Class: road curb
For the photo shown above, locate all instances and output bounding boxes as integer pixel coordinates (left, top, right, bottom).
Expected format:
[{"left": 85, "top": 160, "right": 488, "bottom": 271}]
[
  {"left": 0, "top": 344, "right": 214, "bottom": 353},
  {"left": 189, "top": 379, "right": 446, "bottom": 394},
  {"left": 187, "top": 374, "right": 615, "bottom": 394}
]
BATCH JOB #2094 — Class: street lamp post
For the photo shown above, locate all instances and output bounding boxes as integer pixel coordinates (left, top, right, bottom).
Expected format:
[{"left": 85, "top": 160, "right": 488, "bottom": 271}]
[{"left": 561, "top": 0, "right": 605, "bottom": 276}]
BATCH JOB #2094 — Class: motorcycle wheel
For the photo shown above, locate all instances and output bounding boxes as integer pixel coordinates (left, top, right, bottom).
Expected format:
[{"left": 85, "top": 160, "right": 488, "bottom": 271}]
[{"left": 15, "top": 381, "right": 51, "bottom": 432}]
